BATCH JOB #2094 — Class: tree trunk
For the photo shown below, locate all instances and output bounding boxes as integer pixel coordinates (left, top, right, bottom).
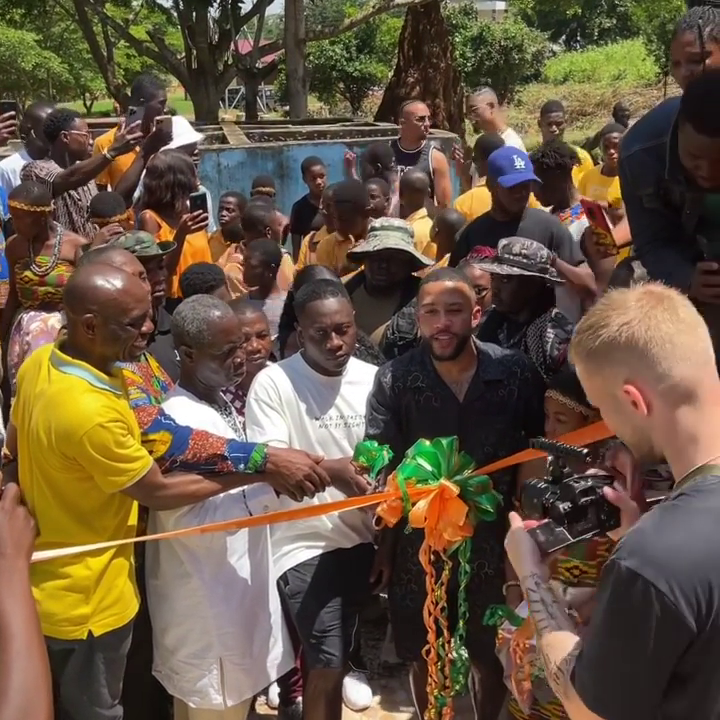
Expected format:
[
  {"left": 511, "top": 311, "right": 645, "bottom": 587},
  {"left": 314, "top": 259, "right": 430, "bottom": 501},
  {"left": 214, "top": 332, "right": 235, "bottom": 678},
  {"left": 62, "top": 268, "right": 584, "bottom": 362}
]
[
  {"left": 244, "top": 73, "right": 261, "bottom": 122},
  {"left": 285, "top": 0, "right": 308, "bottom": 119},
  {"left": 185, "top": 73, "right": 223, "bottom": 124},
  {"left": 374, "top": 0, "right": 464, "bottom": 138}
]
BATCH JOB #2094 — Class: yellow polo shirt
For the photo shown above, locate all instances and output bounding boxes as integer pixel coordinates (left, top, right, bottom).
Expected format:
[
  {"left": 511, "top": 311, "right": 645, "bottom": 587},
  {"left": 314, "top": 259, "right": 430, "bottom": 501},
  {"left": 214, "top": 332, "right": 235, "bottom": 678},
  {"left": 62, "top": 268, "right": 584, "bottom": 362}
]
[
  {"left": 315, "top": 231, "right": 362, "bottom": 276},
  {"left": 13, "top": 343, "right": 154, "bottom": 640},
  {"left": 405, "top": 208, "right": 434, "bottom": 259},
  {"left": 93, "top": 126, "right": 139, "bottom": 190},
  {"left": 454, "top": 183, "right": 542, "bottom": 223},
  {"left": 578, "top": 165, "right": 623, "bottom": 209},
  {"left": 571, "top": 145, "right": 595, "bottom": 187},
  {"left": 295, "top": 226, "right": 329, "bottom": 271}
]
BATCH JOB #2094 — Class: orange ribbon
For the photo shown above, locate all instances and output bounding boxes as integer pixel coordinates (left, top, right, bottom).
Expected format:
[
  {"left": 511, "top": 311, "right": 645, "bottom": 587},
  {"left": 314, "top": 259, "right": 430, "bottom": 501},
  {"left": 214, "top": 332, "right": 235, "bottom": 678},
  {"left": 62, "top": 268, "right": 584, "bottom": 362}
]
[
  {"left": 30, "top": 421, "right": 613, "bottom": 564},
  {"left": 408, "top": 479, "right": 473, "bottom": 553}
]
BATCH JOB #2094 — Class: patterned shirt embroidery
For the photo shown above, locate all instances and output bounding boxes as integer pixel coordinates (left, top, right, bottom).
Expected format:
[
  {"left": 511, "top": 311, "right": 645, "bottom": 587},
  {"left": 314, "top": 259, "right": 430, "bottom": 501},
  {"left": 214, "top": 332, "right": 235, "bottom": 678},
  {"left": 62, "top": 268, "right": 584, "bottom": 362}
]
[
  {"left": 21, "top": 159, "right": 97, "bottom": 238},
  {"left": 120, "top": 352, "right": 265, "bottom": 474}
]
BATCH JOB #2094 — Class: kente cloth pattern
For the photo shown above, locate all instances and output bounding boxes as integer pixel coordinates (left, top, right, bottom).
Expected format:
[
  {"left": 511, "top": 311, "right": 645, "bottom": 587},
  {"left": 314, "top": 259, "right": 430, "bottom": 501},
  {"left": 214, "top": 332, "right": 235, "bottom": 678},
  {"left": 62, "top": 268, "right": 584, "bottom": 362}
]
[
  {"left": 15, "top": 257, "right": 73, "bottom": 309},
  {"left": 120, "top": 352, "right": 263, "bottom": 474},
  {"left": 7, "top": 309, "right": 64, "bottom": 396},
  {"left": 506, "top": 536, "right": 614, "bottom": 720}
]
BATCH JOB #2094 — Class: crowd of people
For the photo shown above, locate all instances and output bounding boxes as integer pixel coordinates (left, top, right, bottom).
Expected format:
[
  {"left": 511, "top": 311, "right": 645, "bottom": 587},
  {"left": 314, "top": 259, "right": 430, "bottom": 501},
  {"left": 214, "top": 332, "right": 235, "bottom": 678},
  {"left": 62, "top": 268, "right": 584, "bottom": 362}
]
[{"left": 2, "top": 3, "right": 720, "bottom": 720}]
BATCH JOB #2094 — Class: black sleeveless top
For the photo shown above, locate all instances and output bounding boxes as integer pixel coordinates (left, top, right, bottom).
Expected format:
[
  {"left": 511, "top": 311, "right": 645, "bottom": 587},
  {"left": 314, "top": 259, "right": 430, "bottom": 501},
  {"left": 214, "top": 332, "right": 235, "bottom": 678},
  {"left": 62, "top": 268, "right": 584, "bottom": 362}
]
[{"left": 391, "top": 138, "right": 436, "bottom": 199}]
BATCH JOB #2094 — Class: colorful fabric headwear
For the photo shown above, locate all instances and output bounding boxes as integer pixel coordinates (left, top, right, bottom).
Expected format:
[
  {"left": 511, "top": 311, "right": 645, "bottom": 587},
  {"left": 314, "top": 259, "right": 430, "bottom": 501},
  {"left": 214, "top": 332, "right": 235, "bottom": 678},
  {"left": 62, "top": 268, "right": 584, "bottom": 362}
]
[{"left": 465, "top": 245, "right": 497, "bottom": 263}]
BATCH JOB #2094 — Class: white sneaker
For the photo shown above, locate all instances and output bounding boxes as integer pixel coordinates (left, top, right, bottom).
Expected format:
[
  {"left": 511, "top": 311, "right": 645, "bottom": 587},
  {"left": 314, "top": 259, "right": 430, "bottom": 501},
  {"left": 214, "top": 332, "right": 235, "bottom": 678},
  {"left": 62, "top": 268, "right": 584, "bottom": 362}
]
[
  {"left": 342, "top": 670, "right": 373, "bottom": 712},
  {"left": 266, "top": 681, "right": 280, "bottom": 709}
]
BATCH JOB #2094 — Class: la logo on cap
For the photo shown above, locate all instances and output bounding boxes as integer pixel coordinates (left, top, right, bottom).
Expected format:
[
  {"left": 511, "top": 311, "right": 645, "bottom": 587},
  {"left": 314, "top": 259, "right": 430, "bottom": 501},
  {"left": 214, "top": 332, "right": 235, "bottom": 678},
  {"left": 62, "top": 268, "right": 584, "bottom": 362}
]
[{"left": 513, "top": 155, "right": 526, "bottom": 170}]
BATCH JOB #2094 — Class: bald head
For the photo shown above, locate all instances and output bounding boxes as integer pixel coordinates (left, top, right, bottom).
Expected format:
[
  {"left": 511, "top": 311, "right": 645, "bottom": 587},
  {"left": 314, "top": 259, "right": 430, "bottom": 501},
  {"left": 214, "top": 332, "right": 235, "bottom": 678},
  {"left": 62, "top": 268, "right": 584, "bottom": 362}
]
[
  {"left": 399, "top": 100, "right": 431, "bottom": 144},
  {"left": 64, "top": 263, "right": 147, "bottom": 317},
  {"left": 400, "top": 100, "right": 430, "bottom": 119},
  {"left": 24, "top": 100, "right": 55, "bottom": 123},
  {"left": 77, "top": 246, "right": 143, "bottom": 274}
]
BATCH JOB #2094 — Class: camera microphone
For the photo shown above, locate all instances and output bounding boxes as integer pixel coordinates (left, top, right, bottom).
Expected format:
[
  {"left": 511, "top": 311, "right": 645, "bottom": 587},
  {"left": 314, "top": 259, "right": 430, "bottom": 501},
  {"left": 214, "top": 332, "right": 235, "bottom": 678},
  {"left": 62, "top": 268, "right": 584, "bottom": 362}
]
[{"left": 530, "top": 438, "right": 593, "bottom": 465}]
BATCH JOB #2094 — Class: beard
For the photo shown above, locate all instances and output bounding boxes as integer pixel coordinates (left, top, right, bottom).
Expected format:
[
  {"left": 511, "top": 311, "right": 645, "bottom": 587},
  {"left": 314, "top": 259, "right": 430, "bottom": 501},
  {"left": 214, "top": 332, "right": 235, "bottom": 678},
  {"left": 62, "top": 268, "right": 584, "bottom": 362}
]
[{"left": 428, "top": 332, "right": 472, "bottom": 362}]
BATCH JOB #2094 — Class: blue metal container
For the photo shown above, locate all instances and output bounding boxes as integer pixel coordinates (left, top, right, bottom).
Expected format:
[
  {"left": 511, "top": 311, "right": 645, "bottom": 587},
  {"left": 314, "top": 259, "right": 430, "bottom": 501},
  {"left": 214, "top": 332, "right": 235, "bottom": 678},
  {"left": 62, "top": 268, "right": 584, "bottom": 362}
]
[{"left": 197, "top": 120, "right": 460, "bottom": 216}]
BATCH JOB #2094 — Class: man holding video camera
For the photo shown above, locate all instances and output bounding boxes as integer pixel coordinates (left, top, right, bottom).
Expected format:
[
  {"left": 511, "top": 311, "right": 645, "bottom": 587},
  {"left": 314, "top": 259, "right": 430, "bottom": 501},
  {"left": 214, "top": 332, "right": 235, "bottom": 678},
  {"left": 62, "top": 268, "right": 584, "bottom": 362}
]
[{"left": 505, "top": 282, "right": 720, "bottom": 720}]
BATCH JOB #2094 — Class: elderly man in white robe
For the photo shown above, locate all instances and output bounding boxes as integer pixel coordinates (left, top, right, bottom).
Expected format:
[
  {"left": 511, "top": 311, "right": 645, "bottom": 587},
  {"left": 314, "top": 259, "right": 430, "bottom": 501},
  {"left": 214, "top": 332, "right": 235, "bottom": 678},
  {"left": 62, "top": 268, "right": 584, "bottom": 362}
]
[{"left": 145, "top": 294, "right": 293, "bottom": 720}]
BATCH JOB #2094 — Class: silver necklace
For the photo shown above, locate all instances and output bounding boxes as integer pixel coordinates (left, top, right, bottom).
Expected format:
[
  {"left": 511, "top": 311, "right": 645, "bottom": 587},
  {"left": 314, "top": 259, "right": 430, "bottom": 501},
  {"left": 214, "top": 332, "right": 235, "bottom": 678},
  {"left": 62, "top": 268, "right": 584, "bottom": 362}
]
[
  {"left": 209, "top": 394, "right": 245, "bottom": 439},
  {"left": 29, "top": 224, "right": 63, "bottom": 277}
]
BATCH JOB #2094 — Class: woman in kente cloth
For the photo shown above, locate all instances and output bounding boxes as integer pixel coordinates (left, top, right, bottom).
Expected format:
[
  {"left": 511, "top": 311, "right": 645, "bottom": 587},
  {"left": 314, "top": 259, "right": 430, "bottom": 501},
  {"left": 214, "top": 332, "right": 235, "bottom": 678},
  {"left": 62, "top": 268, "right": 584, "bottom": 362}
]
[
  {"left": 0, "top": 181, "right": 87, "bottom": 397},
  {"left": 500, "top": 368, "right": 615, "bottom": 720}
]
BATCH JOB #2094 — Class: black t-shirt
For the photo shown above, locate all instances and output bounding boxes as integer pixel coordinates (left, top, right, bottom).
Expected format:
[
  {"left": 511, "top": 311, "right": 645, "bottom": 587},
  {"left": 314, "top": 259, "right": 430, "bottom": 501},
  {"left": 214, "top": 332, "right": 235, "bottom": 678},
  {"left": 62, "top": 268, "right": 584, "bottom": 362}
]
[
  {"left": 147, "top": 306, "right": 179, "bottom": 383},
  {"left": 449, "top": 208, "right": 584, "bottom": 267},
  {"left": 289, "top": 194, "right": 321, "bottom": 239},
  {"left": 572, "top": 471, "right": 720, "bottom": 720}
]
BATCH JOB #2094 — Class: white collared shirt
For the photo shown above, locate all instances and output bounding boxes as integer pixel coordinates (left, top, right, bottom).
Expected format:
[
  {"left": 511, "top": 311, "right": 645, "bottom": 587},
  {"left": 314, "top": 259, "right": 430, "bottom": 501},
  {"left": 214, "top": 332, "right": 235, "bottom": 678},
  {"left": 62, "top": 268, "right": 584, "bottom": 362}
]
[{"left": 145, "top": 385, "right": 292, "bottom": 710}]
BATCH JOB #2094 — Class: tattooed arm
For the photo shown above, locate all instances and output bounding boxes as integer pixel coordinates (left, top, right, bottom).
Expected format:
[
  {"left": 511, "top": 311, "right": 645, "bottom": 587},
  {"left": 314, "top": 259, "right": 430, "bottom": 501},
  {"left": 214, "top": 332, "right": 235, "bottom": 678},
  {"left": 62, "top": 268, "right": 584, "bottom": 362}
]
[{"left": 519, "top": 570, "right": 604, "bottom": 720}]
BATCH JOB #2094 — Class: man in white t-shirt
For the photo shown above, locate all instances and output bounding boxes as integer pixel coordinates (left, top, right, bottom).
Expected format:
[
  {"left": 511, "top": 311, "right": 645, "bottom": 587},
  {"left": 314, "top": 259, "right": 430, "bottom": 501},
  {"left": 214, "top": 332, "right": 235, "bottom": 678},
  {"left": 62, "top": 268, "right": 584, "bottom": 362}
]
[
  {"left": 0, "top": 101, "right": 54, "bottom": 196},
  {"left": 461, "top": 87, "right": 526, "bottom": 189},
  {"left": 146, "top": 295, "right": 293, "bottom": 720},
  {"left": 245, "top": 279, "right": 377, "bottom": 720}
]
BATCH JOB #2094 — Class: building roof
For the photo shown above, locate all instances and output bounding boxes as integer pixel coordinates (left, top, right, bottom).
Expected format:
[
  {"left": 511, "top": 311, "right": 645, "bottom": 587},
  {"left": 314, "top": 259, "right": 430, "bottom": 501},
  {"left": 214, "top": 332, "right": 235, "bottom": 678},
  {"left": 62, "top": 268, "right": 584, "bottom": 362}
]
[{"left": 234, "top": 38, "right": 281, "bottom": 65}]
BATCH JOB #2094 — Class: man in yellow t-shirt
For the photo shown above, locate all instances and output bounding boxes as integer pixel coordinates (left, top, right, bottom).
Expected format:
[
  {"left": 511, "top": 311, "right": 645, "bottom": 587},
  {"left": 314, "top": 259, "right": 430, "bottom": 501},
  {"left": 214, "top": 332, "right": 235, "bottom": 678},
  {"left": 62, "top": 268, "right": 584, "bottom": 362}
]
[
  {"left": 399, "top": 168, "right": 435, "bottom": 259},
  {"left": 538, "top": 100, "right": 595, "bottom": 187},
  {"left": 315, "top": 179, "right": 370, "bottom": 276},
  {"left": 93, "top": 74, "right": 168, "bottom": 190},
  {"left": 9, "top": 262, "right": 310, "bottom": 720}
]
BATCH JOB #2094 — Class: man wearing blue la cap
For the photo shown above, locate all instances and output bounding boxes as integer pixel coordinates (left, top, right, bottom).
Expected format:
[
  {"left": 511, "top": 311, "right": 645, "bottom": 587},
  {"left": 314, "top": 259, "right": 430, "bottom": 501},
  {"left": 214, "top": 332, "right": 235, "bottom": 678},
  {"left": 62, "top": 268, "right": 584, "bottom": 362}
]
[{"left": 451, "top": 146, "right": 597, "bottom": 318}]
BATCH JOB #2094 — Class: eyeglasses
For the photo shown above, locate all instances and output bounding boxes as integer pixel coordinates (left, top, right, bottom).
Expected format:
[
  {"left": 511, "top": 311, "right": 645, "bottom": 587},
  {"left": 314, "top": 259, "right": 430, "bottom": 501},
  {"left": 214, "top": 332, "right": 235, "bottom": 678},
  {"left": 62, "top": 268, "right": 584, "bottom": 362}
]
[{"left": 66, "top": 130, "right": 91, "bottom": 140}]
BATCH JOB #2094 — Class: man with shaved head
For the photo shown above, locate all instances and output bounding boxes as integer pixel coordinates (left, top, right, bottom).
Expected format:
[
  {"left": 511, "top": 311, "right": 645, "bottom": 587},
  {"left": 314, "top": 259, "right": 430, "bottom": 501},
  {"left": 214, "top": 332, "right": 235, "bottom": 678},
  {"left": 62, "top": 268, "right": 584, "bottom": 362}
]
[
  {"left": 458, "top": 87, "right": 526, "bottom": 189},
  {"left": 365, "top": 267, "right": 545, "bottom": 720},
  {"left": 390, "top": 99, "right": 453, "bottom": 207},
  {"left": 399, "top": 168, "right": 435, "bottom": 257},
  {"left": 7, "top": 263, "right": 331, "bottom": 720},
  {"left": 0, "top": 100, "right": 55, "bottom": 195}
]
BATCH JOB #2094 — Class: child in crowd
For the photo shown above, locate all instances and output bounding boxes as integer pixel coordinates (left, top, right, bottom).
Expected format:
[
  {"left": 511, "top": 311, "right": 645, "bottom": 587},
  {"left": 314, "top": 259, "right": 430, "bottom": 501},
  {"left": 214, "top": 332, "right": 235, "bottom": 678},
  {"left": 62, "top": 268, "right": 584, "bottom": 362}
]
[
  {"left": 250, "top": 174, "right": 277, "bottom": 200},
  {"left": 295, "top": 184, "right": 335, "bottom": 272},
  {"left": 398, "top": 169, "right": 434, "bottom": 258},
  {"left": 88, "top": 191, "right": 134, "bottom": 246},
  {"left": 290, "top": 156, "right": 327, "bottom": 260},
  {"left": 314, "top": 179, "right": 370, "bottom": 276},
  {"left": 366, "top": 178, "right": 391, "bottom": 219},
  {"left": 179, "top": 262, "right": 231, "bottom": 301},
  {"left": 208, "top": 191, "right": 247, "bottom": 262},
  {"left": 215, "top": 217, "right": 246, "bottom": 297},
  {"left": 424, "top": 208, "right": 467, "bottom": 268}
]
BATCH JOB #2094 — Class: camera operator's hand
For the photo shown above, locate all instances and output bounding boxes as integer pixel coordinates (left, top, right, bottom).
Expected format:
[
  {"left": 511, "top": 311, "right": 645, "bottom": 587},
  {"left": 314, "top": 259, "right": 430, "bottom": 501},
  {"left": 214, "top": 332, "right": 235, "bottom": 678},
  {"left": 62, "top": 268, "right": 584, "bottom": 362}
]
[
  {"left": 505, "top": 512, "right": 547, "bottom": 583},
  {"left": 601, "top": 442, "right": 643, "bottom": 541},
  {"left": 689, "top": 261, "right": 720, "bottom": 305}
]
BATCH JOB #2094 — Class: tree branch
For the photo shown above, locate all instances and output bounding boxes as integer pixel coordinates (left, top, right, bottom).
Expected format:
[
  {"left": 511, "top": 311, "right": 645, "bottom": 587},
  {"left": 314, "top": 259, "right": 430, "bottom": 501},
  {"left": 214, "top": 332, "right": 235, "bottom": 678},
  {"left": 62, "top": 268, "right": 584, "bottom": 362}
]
[
  {"left": 84, "top": 0, "right": 188, "bottom": 82},
  {"left": 258, "top": 0, "right": 429, "bottom": 57}
]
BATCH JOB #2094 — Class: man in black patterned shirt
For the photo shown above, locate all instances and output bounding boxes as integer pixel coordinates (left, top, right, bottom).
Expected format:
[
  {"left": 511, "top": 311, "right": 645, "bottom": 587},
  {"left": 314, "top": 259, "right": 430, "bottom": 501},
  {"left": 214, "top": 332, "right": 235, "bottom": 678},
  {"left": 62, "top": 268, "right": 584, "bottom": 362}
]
[{"left": 365, "top": 267, "right": 545, "bottom": 720}]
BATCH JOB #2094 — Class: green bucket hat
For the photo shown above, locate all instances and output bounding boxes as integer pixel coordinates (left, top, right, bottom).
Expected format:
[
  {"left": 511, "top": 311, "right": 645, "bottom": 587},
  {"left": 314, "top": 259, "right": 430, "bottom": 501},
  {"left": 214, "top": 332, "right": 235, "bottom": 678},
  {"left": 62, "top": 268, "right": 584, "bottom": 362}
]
[{"left": 107, "top": 230, "right": 176, "bottom": 257}]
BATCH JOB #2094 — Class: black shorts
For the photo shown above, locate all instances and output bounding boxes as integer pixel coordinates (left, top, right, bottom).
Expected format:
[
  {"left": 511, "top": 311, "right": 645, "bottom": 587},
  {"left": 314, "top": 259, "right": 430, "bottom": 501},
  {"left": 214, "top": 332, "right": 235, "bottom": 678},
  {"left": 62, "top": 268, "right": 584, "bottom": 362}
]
[{"left": 277, "top": 543, "right": 374, "bottom": 670}]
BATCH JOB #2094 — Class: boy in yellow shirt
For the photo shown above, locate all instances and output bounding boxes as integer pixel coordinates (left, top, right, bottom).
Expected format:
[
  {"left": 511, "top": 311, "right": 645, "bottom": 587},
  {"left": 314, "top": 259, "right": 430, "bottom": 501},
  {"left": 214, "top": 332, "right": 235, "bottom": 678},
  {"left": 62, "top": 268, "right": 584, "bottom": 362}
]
[
  {"left": 399, "top": 168, "right": 435, "bottom": 259},
  {"left": 315, "top": 179, "right": 370, "bottom": 276},
  {"left": 578, "top": 122, "right": 626, "bottom": 211},
  {"left": 208, "top": 191, "right": 247, "bottom": 262}
]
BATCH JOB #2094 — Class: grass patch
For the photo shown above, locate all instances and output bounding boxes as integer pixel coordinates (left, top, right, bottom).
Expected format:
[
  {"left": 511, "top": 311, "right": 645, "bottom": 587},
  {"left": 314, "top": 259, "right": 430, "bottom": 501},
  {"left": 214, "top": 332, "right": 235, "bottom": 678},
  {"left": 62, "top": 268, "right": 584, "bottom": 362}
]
[
  {"left": 62, "top": 91, "right": 194, "bottom": 119},
  {"left": 506, "top": 80, "right": 680, "bottom": 150},
  {"left": 543, "top": 40, "right": 657, "bottom": 86}
]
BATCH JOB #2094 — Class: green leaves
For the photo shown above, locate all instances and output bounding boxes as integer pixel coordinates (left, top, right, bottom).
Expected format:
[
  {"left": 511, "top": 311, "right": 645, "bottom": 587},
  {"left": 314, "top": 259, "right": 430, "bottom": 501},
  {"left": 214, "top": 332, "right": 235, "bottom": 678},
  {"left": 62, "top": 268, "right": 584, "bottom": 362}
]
[{"left": 444, "top": 4, "right": 551, "bottom": 103}]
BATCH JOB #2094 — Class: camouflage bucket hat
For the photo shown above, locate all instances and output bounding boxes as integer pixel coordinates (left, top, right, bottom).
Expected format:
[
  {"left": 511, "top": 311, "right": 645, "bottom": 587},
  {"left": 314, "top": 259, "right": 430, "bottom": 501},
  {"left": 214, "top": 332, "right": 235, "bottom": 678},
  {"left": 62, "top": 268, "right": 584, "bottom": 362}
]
[
  {"left": 471, "top": 237, "right": 564, "bottom": 284},
  {"left": 346, "top": 217, "right": 434, "bottom": 270},
  {"left": 107, "top": 230, "right": 176, "bottom": 257}
]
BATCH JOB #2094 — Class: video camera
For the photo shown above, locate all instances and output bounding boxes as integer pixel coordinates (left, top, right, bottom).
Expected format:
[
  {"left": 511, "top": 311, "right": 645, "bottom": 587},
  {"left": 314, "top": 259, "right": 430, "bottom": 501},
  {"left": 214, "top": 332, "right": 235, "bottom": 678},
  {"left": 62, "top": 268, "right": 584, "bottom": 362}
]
[{"left": 519, "top": 438, "right": 621, "bottom": 555}]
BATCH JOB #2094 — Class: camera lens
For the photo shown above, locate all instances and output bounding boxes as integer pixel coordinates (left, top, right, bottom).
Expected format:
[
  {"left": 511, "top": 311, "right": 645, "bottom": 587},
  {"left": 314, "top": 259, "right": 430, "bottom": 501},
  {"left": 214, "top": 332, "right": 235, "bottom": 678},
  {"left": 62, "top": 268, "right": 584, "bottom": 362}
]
[{"left": 520, "top": 479, "right": 555, "bottom": 520}]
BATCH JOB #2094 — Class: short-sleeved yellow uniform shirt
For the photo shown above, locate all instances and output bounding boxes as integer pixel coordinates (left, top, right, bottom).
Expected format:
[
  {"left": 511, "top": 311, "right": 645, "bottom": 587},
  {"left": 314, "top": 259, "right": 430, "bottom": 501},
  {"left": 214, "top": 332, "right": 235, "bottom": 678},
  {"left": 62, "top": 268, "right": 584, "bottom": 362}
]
[
  {"left": 92, "top": 127, "right": 140, "bottom": 190},
  {"left": 578, "top": 165, "right": 623, "bottom": 209},
  {"left": 314, "top": 231, "right": 361, "bottom": 276},
  {"left": 405, "top": 208, "right": 435, "bottom": 259},
  {"left": 12, "top": 343, "right": 154, "bottom": 640},
  {"left": 454, "top": 184, "right": 543, "bottom": 223},
  {"left": 571, "top": 145, "right": 595, "bottom": 187}
]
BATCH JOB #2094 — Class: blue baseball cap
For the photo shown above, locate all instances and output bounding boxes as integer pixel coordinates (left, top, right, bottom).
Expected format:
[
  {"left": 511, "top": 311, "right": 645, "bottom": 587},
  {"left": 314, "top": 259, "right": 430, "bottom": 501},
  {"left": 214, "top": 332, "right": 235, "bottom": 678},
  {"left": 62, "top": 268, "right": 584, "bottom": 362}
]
[{"left": 487, "top": 146, "right": 541, "bottom": 188}]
